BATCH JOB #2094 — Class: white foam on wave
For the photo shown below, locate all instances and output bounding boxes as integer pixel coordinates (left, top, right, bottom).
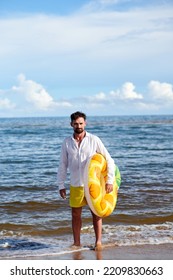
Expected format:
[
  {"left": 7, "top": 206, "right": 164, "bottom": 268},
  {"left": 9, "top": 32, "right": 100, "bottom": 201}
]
[
  {"left": 27, "top": 246, "right": 91, "bottom": 258},
  {"left": 0, "top": 242, "right": 10, "bottom": 248},
  {"left": 0, "top": 244, "right": 90, "bottom": 259},
  {"left": 0, "top": 230, "right": 23, "bottom": 237},
  {"left": 1, "top": 222, "right": 173, "bottom": 259},
  {"left": 101, "top": 222, "right": 173, "bottom": 246}
]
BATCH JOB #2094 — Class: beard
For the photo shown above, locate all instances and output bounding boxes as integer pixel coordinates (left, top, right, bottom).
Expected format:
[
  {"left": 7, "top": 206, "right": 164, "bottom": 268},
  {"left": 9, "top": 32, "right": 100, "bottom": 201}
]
[{"left": 74, "top": 128, "right": 84, "bottom": 134}]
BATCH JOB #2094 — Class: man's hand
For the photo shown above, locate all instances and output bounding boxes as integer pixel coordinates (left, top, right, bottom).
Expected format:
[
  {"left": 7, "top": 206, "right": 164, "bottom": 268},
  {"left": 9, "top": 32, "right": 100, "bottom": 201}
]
[
  {"left": 105, "top": 183, "right": 113, "bottom": 193},
  {"left": 60, "top": 189, "right": 66, "bottom": 199}
]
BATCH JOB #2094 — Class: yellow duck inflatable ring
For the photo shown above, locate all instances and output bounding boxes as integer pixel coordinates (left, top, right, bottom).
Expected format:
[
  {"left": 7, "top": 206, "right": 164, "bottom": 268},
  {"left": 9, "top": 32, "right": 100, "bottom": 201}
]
[{"left": 84, "top": 153, "right": 121, "bottom": 217}]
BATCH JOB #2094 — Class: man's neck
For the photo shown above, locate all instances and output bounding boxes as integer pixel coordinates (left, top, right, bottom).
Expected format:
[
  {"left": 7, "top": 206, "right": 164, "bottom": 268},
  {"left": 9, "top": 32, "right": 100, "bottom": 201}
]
[{"left": 73, "top": 131, "right": 86, "bottom": 142}]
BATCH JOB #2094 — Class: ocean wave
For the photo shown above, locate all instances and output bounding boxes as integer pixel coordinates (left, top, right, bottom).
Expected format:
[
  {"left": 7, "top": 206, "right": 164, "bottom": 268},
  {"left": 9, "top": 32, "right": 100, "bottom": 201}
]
[
  {"left": 0, "top": 221, "right": 173, "bottom": 259},
  {"left": 101, "top": 222, "right": 173, "bottom": 247},
  {"left": 0, "top": 199, "right": 64, "bottom": 212},
  {"left": 0, "top": 223, "right": 72, "bottom": 237}
]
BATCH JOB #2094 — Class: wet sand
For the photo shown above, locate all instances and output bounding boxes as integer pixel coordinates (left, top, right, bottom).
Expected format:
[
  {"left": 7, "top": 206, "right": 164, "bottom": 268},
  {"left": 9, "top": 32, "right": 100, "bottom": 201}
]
[{"left": 21, "top": 243, "right": 173, "bottom": 260}]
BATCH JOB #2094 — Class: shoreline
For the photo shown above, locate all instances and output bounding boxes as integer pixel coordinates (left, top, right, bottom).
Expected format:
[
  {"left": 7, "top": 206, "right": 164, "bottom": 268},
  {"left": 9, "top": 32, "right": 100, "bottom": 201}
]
[{"left": 2, "top": 243, "right": 173, "bottom": 260}]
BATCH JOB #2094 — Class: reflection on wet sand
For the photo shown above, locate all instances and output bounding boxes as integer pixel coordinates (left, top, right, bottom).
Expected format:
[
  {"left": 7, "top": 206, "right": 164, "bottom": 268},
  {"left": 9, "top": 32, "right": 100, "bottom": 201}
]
[{"left": 72, "top": 248, "right": 103, "bottom": 260}]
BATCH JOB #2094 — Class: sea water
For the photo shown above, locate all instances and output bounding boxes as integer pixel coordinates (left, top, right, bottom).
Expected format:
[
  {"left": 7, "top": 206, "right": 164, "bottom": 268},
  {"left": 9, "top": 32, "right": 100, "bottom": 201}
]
[{"left": 0, "top": 115, "right": 173, "bottom": 258}]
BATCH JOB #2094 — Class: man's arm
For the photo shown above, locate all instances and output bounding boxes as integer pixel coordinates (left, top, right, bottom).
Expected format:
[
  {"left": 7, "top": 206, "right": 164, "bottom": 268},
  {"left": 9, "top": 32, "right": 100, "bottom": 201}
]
[{"left": 57, "top": 141, "right": 68, "bottom": 196}]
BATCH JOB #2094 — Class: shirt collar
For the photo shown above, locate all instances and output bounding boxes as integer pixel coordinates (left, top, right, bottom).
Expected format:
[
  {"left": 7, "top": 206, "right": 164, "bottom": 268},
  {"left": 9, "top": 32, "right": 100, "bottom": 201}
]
[{"left": 71, "top": 131, "right": 89, "bottom": 140}]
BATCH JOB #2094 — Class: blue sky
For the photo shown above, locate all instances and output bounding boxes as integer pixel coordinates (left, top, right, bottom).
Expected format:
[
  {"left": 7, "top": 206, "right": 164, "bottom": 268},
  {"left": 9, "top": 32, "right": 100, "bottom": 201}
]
[{"left": 0, "top": 0, "right": 173, "bottom": 117}]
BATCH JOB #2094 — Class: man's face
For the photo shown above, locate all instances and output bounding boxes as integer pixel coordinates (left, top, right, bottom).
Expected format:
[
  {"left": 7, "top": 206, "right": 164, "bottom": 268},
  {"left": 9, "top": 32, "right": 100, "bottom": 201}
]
[{"left": 71, "top": 117, "right": 86, "bottom": 134}]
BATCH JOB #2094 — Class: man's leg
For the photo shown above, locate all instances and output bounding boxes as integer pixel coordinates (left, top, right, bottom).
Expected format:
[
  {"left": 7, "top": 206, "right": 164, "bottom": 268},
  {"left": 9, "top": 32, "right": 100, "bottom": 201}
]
[
  {"left": 72, "top": 207, "right": 82, "bottom": 246},
  {"left": 91, "top": 211, "right": 102, "bottom": 249}
]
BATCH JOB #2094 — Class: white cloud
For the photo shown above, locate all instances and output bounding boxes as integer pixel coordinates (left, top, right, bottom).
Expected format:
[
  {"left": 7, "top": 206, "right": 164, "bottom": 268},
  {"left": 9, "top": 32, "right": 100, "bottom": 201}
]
[
  {"left": 1, "top": 75, "right": 173, "bottom": 116},
  {"left": 110, "top": 82, "right": 143, "bottom": 100},
  {"left": 0, "top": 3, "right": 172, "bottom": 60},
  {"left": 0, "top": 97, "right": 16, "bottom": 110},
  {"left": 74, "top": 80, "right": 173, "bottom": 114},
  {"left": 85, "top": 91, "right": 107, "bottom": 103},
  {"left": 83, "top": 82, "right": 143, "bottom": 108},
  {"left": 81, "top": 0, "right": 120, "bottom": 11},
  {"left": 149, "top": 80, "right": 173, "bottom": 103},
  {"left": 135, "top": 102, "right": 159, "bottom": 112},
  {"left": 0, "top": 1, "right": 172, "bottom": 102},
  {"left": 12, "top": 74, "right": 72, "bottom": 111},
  {"left": 95, "top": 92, "right": 107, "bottom": 100}
]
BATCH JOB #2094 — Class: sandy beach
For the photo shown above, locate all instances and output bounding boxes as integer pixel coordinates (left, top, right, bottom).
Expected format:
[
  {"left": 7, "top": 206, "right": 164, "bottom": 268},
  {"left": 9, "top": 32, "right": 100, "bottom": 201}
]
[{"left": 16, "top": 243, "right": 173, "bottom": 260}]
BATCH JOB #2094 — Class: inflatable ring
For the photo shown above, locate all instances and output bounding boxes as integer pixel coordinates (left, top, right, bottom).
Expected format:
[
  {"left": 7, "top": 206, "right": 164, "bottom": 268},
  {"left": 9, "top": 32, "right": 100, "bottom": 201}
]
[{"left": 84, "top": 153, "right": 121, "bottom": 217}]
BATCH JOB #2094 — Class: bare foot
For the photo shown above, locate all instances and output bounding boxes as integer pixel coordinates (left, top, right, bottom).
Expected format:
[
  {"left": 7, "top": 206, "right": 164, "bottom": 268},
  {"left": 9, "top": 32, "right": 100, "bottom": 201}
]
[
  {"left": 71, "top": 244, "right": 81, "bottom": 249},
  {"left": 94, "top": 243, "right": 102, "bottom": 251}
]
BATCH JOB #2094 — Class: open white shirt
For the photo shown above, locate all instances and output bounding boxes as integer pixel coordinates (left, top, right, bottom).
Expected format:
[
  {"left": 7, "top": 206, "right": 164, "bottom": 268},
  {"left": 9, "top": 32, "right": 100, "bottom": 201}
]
[{"left": 57, "top": 132, "right": 115, "bottom": 190}]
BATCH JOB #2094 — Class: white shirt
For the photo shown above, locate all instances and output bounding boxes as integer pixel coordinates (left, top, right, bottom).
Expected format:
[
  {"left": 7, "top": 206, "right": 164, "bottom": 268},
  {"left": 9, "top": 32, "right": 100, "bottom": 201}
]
[{"left": 57, "top": 131, "right": 115, "bottom": 190}]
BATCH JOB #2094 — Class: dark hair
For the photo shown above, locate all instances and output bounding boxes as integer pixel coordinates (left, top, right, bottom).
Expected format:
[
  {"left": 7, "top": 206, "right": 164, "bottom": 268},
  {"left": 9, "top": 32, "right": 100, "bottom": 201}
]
[{"left": 70, "top": 111, "right": 86, "bottom": 122}]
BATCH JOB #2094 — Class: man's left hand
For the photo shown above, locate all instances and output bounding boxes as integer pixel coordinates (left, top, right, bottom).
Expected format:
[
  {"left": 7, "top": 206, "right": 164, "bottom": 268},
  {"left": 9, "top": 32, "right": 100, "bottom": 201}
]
[{"left": 105, "top": 183, "right": 113, "bottom": 193}]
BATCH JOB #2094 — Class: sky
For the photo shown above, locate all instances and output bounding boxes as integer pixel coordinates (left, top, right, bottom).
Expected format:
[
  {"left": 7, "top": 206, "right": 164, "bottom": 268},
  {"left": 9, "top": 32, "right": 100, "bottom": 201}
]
[{"left": 0, "top": 0, "right": 173, "bottom": 117}]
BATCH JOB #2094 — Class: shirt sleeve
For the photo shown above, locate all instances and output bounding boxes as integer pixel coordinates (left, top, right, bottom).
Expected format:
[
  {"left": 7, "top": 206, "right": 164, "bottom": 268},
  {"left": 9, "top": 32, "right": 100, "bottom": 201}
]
[
  {"left": 95, "top": 136, "right": 115, "bottom": 184},
  {"left": 57, "top": 140, "right": 68, "bottom": 190}
]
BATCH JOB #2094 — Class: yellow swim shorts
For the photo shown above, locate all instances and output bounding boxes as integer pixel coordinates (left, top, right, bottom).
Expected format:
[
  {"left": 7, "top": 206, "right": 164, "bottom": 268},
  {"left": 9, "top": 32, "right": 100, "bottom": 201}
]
[{"left": 70, "top": 186, "right": 87, "bottom": 208}]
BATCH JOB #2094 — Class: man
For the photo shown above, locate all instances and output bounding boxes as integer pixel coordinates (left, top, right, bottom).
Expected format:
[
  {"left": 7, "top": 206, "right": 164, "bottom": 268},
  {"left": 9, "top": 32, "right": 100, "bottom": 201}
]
[{"left": 57, "top": 111, "right": 115, "bottom": 250}]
